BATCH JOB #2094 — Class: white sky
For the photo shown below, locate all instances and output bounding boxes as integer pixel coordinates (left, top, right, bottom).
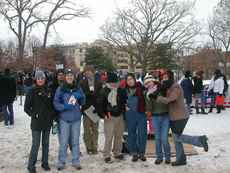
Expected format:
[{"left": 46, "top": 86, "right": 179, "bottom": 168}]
[{"left": 0, "top": 0, "right": 219, "bottom": 45}]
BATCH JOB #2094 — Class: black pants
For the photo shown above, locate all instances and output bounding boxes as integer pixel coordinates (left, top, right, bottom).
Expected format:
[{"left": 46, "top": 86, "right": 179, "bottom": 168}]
[{"left": 28, "top": 129, "right": 50, "bottom": 170}]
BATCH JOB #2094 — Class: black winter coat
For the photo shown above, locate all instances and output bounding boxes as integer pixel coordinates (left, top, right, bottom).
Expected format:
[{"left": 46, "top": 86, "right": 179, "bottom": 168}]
[
  {"left": 0, "top": 74, "right": 16, "bottom": 106},
  {"left": 24, "top": 85, "right": 55, "bottom": 131},
  {"left": 80, "top": 76, "right": 103, "bottom": 115},
  {"left": 97, "top": 86, "right": 126, "bottom": 118},
  {"left": 193, "top": 77, "right": 204, "bottom": 94}
]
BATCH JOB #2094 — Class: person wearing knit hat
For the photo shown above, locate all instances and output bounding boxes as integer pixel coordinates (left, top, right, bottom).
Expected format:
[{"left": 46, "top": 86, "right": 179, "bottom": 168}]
[
  {"left": 35, "top": 70, "right": 46, "bottom": 80},
  {"left": 25, "top": 70, "right": 55, "bottom": 173},
  {"left": 144, "top": 74, "right": 171, "bottom": 165}
]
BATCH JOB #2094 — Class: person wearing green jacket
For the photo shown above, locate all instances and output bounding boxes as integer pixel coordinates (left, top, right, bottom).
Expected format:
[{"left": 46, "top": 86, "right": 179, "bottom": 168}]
[{"left": 144, "top": 74, "right": 171, "bottom": 165}]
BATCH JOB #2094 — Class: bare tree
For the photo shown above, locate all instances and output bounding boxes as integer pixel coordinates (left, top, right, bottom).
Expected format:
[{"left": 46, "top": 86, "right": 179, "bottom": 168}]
[
  {"left": 0, "top": 0, "right": 47, "bottom": 61},
  {"left": 40, "top": 0, "right": 90, "bottom": 48},
  {"left": 101, "top": 0, "right": 198, "bottom": 72},
  {"left": 208, "top": 0, "right": 230, "bottom": 75}
]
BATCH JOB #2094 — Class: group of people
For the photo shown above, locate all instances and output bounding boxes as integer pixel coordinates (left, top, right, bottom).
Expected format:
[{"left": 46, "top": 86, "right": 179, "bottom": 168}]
[
  {"left": 180, "top": 69, "right": 228, "bottom": 115},
  {"left": 0, "top": 67, "right": 210, "bottom": 173}
]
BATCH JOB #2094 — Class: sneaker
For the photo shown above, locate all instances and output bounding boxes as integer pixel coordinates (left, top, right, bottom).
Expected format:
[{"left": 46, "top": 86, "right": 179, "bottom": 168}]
[
  {"left": 155, "top": 159, "right": 163, "bottom": 165},
  {"left": 199, "top": 135, "right": 209, "bottom": 152},
  {"left": 41, "top": 164, "right": 50, "bottom": 171},
  {"left": 132, "top": 155, "right": 139, "bottom": 162},
  {"left": 104, "top": 157, "right": 112, "bottom": 163}
]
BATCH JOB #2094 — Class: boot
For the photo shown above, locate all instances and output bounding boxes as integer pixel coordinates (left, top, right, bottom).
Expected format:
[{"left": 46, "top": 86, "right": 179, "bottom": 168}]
[
  {"left": 195, "top": 107, "right": 200, "bottom": 114},
  {"left": 208, "top": 107, "right": 213, "bottom": 113},
  {"left": 172, "top": 156, "right": 187, "bottom": 166},
  {"left": 199, "top": 135, "right": 209, "bottom": 152},
  {"left": 41, "top": 164, "right": 50, "bottom": 171},
  {"left": 216, "top": 106, "right": 221, "bottom": 114},
  {"left": 132, "top": 155, "right": 139, "bottom": 162},
  {"left": 201, "top": 108, "right": 207, "bottom": 114}
]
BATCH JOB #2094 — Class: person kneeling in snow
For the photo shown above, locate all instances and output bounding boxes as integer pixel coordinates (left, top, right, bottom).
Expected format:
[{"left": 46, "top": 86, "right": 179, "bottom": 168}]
[{"left": 53, "top": 69, "right": 85, "bottom": 171}]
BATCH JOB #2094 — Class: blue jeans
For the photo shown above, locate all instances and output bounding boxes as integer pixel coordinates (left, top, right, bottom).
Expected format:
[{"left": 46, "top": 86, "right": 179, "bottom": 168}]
[
  {"left": 152, "top": 115, "right": 171, "bottom": 161},
  {"left": 58, "top": 119, "right": 81, "bottom": 167},
  {"left": 125, "top": 110, "right": 147, "bottom": 155},
  {"left": 2, "top": 103, "right": 14, "bottom": 126},
  {"left": 173, "top": 133, "right": 203, "bottom": 161},
  {"left": 28, "top": 129, "right": 50, "bottom": 170}
]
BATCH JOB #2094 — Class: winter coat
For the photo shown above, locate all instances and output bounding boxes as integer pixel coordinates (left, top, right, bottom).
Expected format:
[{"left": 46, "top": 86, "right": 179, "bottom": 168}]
[
  {"left": 53, "top": 83, "right": 85, "bottom": 122},
  {"left": 180, "top": 78, "right": 193, "bottom": 104},
  {"left": 208, "top": 76, "right": 225, "bottom": 95},
  {"left": 80, "top": 75, "right": 103, "bottom": 115},
  {"left": 193, "top": 77, "right": 204, "bottom": 94},
  {"left": 24, "top": 85, "right": 55, "bottom": 131},
  {"left": 157, "top": 83, "right": 189, "bottom": 121},
  {"left": 0, "top": 74, "right": 16, "bottom": 105},
  {"left": 97, "top": 85, "right": 126, "bottom": 118},
  {"left": 145, "top": 95, "right": 168, "bottom": 115}
]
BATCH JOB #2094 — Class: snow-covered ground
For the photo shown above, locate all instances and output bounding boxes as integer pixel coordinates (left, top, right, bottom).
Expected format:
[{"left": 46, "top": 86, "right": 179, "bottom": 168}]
[{"left": 0, "top": 98, "right": 230, "bottom": 173}]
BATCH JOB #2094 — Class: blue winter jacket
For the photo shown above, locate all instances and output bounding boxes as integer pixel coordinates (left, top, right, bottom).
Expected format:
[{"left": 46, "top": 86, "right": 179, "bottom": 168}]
[{"left": 53, "top": 84, "right": 85, "bottom": 122}]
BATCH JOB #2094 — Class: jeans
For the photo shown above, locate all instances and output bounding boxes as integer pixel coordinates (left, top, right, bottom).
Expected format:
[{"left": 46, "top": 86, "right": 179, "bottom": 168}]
[
  {"left": 28, "top": 129, "right": 50, "bottom": 170},
  {"left": 173, "top": 133, "right": 203, "bottom": 161},
  {"left": 2, "top": 103, "right": 14, "bottom": 126},
  {"left": 58, "top": 119, "right": 81, "bottom": 167},
  {"left": 125, "top": 110, "right": 147, "bottom": 155},
  {"left": 152, "top": 115, "right": 171, "bottom": 161}
]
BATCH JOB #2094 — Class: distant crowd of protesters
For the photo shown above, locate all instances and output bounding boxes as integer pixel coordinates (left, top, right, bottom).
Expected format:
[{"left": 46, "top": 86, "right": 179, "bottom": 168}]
[{"left": 0, "top": 66, "right": 228, "bottom": 173}]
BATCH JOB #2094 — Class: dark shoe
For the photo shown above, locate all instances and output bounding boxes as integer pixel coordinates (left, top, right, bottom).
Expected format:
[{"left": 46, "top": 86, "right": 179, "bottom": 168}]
[
  {"left": 27, "top": 168, "right": 36, "bottom": 173},
  {"left": 139, "top": 154, "right": 147, "bottom": 162},
  {"left": 73, "top": 165, "right": 82, "bottom": 170},
  {"left": 104, "top": 157, "right": 112, "bottom": 163},
  {"left": 201, "top": 108, "right": 207, "bottom": 114},
  {"left": 199, "top": 135, "right": 209, "bottom": 152},
  {"left": 155, "top": 159, "right": 163, "bottom": 165},
  {"left": 195, "top": 108, "right": 200, "bottom": 114},
  {"left": 171, "top": 160, "right": 187, "bottom": 166},
  {"left": 216, "top": 106, "right": 221, "bottom": 114},
  {"left": 165, "top": 160, "right": 171, "bottom": 164},
  {"left": 114, "top": 154, "right": 124, "bottom": 160},
  {"left": 92, "top": 151, "right": 98, "bottom": 155},
  {"left": 132, "top": 155, "right": 139, "bottom": 162},
  {"left": 208, "top": 108, "right": 213, "bottom": 113},
  {"left": 57, "top": 165, "right": 65, "bottom": 171},
  {"left": 41, "top": 164, "right": 50, "bottom": 171}
]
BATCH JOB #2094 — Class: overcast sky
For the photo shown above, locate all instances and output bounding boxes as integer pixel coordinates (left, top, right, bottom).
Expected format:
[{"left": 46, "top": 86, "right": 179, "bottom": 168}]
[{"left": 0, "top": 0, "right": 219, "bottom": 45}]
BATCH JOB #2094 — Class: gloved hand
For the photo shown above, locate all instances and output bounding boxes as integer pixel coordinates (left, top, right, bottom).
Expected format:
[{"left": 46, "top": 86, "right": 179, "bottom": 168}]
[{"left": 64, "top": 104, "right": 75, "bottom": 110}]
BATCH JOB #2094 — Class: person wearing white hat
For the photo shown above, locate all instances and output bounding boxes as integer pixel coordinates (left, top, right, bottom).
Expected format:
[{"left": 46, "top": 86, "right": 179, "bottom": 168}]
[{"left": 144, "top": 74, "right": 171, "bottom": 165}]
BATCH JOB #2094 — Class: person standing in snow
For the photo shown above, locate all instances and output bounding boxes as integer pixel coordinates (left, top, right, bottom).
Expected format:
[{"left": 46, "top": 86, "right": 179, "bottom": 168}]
[
  {"left": 98, "top": 72, "right": 125, "bottom": 163},
  {"left": 80, "top": 66, "right": 103, "bottom": 155},
  {"left": 156, "top": 70, "right": 209, "bottom": 166},
  {"left": 208, "top": 69, "right": 225, "bottom": 113},
  {"left": 53, "top": 69, "right": 85, "bottom": 171},
  {"left": 1, "top": 68, "right": 16, "bottom": 127},
  {"left": 193, "top": 71, "right": 207, "bottom": 114},
  {"left": 180, "top": 71, "right": 193, "bottom": 115},
  {"left": 24, "top": 70, "right": 55, "bottom": 173},
  {"left": 144, "top": 74, "right": 171, "bottom": 165},
  {"left": 124, "top": 73, "right": 147, "bottom": 162}
]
